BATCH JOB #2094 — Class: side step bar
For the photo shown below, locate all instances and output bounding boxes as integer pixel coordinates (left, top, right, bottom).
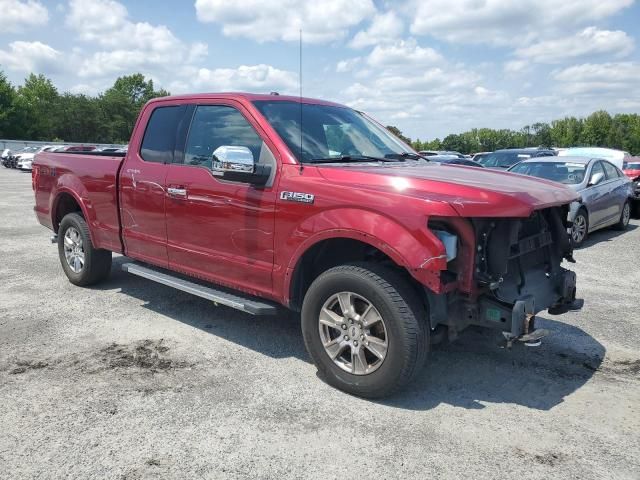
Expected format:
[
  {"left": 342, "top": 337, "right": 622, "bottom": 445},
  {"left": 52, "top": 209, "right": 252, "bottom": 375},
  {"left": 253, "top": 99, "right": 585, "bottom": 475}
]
[{"left": 122, "top": 263, "right": 278, "bottom": 315}]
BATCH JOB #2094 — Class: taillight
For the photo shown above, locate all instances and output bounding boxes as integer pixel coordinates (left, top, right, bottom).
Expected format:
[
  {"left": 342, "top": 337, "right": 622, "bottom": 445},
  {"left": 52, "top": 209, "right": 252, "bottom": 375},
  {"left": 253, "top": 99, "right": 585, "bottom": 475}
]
[{"left": 32, "top": 165, "right": 38, "bottom": 191}]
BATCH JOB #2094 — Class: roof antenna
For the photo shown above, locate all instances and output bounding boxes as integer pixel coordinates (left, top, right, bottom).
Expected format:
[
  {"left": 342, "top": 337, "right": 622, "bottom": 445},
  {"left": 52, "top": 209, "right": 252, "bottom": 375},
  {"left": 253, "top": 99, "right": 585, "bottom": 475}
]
[{"left": 299, "top": 28, "right": 304, "bottom": 172}]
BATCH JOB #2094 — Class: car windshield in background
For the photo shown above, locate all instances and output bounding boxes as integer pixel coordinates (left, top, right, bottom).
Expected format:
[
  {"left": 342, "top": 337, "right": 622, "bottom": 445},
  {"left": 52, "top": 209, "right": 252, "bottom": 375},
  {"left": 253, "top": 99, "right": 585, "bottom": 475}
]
[
  {"left": 252, "top": 101, "right": 411, "bottom": 163},
  {"left": 510, "top": 161, "right": 586, "bottom": 184},
  {"left": 480, "top": 151, "right": 531, "bottom": 168}
]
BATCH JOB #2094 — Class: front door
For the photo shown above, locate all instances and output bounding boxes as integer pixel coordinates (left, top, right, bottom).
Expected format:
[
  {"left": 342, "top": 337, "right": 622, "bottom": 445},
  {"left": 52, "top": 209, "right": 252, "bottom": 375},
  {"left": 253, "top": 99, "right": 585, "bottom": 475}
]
[
  {"left": 585, "top": 161, "right": 609, "bottom": 229},
  {"left": 164, "top": 101, "right": 278, "bottom": 297}
]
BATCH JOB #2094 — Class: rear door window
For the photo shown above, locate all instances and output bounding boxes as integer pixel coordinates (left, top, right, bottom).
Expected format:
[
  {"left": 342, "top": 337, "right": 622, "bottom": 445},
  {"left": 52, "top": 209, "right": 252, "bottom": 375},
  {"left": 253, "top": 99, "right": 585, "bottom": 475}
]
[
  {"left": 140, "top": 105, "right": 186, "bottom": 163},
  {"left": 601, "top": 161, "right": 619, "bottom": 180}
]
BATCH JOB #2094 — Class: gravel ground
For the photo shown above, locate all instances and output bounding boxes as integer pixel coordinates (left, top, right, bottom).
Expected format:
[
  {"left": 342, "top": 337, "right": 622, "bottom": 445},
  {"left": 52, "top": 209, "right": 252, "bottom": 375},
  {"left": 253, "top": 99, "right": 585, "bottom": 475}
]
[{"left": 1, "top": 166, "right": 639, "bottom": 480}]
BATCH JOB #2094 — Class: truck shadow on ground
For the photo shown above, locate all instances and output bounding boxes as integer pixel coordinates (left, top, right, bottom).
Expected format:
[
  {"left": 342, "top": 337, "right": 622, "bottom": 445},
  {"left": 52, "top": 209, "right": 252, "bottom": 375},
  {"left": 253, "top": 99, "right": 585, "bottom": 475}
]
[{"left": 101, "top": 256, "right": 605, "bottom": 412}]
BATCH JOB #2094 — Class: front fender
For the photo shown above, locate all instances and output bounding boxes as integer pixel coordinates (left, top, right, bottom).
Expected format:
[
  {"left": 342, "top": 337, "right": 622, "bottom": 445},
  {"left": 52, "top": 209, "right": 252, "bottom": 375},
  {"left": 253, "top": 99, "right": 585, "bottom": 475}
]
[{"left": 281, "top": 208, "right": 449, "bottom": 302}]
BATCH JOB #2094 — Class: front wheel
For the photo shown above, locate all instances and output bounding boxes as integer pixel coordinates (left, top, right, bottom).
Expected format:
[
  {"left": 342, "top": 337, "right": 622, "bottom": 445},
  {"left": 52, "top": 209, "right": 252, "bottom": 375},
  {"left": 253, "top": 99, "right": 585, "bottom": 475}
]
[
  {"left": 58, "top": 212, "right": 112, "bottom": 286},
  {"left": 614, "top": 201, "right": 631, "bottom": 230},
  {"left": 301, "top": 263, "right": 428, "bottom": 398}
]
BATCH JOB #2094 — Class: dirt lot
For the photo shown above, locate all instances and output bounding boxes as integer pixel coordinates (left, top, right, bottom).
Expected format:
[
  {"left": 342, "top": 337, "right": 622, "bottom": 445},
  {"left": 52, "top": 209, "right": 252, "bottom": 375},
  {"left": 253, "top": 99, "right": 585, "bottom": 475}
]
[{"left": 1, "top": 166, "right": 639, "bottom": 479}]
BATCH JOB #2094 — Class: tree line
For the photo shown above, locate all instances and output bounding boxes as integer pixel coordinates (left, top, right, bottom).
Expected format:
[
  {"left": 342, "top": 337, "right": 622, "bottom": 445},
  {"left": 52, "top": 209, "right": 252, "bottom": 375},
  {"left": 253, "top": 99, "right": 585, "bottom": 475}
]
[
  {"left": 1, "top": 69, "right": 639, "bottom": 153},
  {"left": 391, "top": 110, "right": 640, "bottom": 155},
  {"left": 0, "top": 70, "right": 168, "bottom": 144}
]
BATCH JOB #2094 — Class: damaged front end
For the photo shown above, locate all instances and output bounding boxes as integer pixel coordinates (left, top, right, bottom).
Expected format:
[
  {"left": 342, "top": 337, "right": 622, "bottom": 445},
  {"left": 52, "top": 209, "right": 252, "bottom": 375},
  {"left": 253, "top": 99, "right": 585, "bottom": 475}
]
[{"left": 427, "top": 206, "right": 583, "bottom": 345}]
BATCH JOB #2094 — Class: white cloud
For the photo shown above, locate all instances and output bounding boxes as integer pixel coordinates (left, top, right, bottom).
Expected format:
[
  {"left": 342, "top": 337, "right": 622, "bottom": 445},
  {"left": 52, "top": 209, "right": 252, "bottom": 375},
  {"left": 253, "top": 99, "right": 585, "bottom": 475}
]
[
  {"left": 553, "top": 62, "right": 640, "bottom": 95},
  {"left": 0, "top": 41, "right": 62, "bottom": 74},
  {"left": 349, "top": 11, "right": 403, "bottom": 48},
  {"left": 65, "top": 0, "right": 207, "bottom": 81},
  {"left": 516, "top": 27, "right": 634, "bottom": 63},
  {"left": 336, "top": 57, "right": 362, "bottom": 73},
  {"left": 192, "top": 64, "right": 298, "bottom": 93},
  {"left": 194, "top": 0, "right": 376, "bottom": 43},
  {"left": 503, "top": 60, "right": 530, "bottom": 74},
  {"left": 409, "top": 0, "right": 634, "bottom": 46},
  {"left": 366, "top": 39, "right": 443, "bottom": 68},
  {"left": 0, "top": 0, "right": 48, "bottom": 32}
]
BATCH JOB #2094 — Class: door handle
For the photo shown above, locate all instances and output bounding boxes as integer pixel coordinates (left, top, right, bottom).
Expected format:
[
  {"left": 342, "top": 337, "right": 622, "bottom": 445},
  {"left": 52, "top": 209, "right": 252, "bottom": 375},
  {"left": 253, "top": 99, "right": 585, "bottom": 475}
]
[{"left": 168, "top": 187, "right": 187, "bottom": 198}]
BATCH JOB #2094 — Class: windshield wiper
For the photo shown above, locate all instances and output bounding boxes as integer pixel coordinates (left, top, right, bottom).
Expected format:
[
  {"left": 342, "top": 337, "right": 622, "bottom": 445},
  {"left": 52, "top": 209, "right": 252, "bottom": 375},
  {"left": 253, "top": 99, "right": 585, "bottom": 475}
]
[
  {"left": 385, "top": 152, "right": 430, "bottom": 161},
  {"left": 307, "top": 155, "right": 400, "bottom": 164}
]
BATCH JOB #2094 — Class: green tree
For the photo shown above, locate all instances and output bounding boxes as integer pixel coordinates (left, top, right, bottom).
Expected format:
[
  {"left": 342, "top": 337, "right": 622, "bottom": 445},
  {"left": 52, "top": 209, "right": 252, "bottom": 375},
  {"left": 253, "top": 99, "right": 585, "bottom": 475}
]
[
  {"left": 0, "top": 70, "right": 17, "bottom": 138},
  {"left": 14, "top": 73, "right": 59, "bottom": 140},
  {"left": 580, "top": 110, "right": 612, "bottom": 146},
  {"left": 386, "top": 125, "right": 412, "bottom": 145},
  {"left": 100, "top": 74, "right": 170, "bottom": 142}
]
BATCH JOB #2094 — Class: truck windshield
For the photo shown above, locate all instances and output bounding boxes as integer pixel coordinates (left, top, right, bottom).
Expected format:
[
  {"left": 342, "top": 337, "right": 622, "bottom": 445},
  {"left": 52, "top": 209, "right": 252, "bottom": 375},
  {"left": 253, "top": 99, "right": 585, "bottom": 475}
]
[{"left": 252, "top": 100, "right": 412, "bottom": 163}]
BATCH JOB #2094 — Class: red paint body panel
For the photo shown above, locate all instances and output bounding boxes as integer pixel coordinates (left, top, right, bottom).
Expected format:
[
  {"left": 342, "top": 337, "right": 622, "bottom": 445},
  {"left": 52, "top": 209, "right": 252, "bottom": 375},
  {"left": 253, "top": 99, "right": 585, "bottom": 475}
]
[
  {"left": 33, "top": 152, "right": 123, "bottom": 252},
  {"left": 33, "top": 92, "right": 580, "bottom": 307}
]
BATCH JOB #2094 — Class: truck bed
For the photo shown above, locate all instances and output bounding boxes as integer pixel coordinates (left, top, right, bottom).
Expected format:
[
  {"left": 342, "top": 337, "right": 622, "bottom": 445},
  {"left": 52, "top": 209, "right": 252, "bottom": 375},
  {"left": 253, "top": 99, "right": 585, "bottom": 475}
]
[{"left": 33, "top": 152, "right": 125, "bottom": 252}]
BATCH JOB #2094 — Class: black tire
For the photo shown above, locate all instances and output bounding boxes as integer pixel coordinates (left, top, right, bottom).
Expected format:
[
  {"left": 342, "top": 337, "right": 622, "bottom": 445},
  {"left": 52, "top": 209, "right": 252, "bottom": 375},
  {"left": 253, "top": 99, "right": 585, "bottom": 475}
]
[
  {"left": 614, "top": 200, "right": 631, "bottom": 230},
  {"left": 58, "top": 212, "right": 112, "bottom": 286},
  {"left": 571, "top": 208, "right": 589, "bottom": 247},
  {"left": 301, "top": 263, "right": 428, "bottom": 398}
]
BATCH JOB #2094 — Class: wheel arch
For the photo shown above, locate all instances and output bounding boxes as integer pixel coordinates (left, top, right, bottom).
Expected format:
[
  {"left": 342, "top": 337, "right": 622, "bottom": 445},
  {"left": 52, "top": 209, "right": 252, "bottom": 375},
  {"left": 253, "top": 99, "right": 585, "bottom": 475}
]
[{"left": 286, "top": 234, "right": 431, "bottom": 312}]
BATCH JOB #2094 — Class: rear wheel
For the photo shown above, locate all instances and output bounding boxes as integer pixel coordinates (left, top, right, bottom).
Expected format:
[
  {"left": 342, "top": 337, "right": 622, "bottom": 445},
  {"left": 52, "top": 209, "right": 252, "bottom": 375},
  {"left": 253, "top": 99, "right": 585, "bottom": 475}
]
[
  {"left": 301, "top": 263, "right": 428, "bottom": 398},
  {"left": 571, "top": 208, "right": 588, "bottom": 247},
  {"left": 58, "top": 212, "right": 112, "bottom": 286},
  {"left": 614, "top": 201, "right": 631, "bottom": 230}
]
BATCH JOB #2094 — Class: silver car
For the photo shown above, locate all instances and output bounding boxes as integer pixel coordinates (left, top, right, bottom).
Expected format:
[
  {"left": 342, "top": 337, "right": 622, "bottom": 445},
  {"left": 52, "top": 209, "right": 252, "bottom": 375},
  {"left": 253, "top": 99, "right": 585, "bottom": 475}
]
[{"left": 508, "top": 157, "right": 633, "bottom": 246}]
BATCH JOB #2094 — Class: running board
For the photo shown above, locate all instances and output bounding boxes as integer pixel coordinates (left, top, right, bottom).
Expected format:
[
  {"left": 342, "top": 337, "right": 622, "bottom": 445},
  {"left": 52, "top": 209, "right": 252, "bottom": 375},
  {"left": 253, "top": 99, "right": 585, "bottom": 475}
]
[{"left": 122, "top": 263, "right": 278, "bottom": 315}]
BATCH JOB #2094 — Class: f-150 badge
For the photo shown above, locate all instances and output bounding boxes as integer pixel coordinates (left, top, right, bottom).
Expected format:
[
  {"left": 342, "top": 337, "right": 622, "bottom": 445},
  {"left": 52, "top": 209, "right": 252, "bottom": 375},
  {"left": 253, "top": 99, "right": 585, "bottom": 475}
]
[{"left": 280, "top": 191, "right": 315, "bottom": 204}]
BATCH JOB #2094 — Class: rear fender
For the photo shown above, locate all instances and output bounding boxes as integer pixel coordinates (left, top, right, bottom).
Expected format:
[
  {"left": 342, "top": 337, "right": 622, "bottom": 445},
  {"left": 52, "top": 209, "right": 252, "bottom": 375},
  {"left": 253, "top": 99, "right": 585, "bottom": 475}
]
[{"left": 50, "top": 175, "right": 97, "bottom": 246}]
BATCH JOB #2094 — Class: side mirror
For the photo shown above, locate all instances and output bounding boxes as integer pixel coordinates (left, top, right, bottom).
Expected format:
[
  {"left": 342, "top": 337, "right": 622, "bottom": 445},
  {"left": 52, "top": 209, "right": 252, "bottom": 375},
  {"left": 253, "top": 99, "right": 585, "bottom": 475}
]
[
  {"left": 588, "top": 171, "right": 604, "bottom": 186},
  {"left": 211, "top": 146, "right": 271, "bottom": 185}
]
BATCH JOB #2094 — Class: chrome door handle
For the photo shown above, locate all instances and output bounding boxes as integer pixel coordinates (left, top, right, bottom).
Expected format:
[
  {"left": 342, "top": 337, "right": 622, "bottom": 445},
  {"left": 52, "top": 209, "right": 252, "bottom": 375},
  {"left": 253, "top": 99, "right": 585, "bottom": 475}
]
[{"left": 168, "top": 187, "right": 187, "bottom": 198}]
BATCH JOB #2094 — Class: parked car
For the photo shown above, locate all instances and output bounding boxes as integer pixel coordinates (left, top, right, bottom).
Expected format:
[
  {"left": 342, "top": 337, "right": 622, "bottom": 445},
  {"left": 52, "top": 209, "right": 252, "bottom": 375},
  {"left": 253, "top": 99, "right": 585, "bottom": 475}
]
[
  {"left": 63, "top": 145, "right": 97, "bottom": 152},
  {"left": 419, "top": 150, "right": 466, "bottom": 158},
  {"left": 471, "top": 152, "right": 490, "bottom": 163},
  {"left": 1, "top": 148, "right": 13, "bottom": 167},
  {"left": 509, "top": 157, "right": 633, "bottom": 246},
  {"left": 16, "top": 145, "right": 58, "bottom": 171},
  {"left": 480, "top": 148, "right": 556, "bottom": 169},
  {"left": 429, "top": 155, "right": 484, "bottom": 167},
  {"left": 558, "top": 147, "right": 629, "bottom": 170},
  {"left": 33, "top": 92, "right": 582, "bottom": 398},
  {"left": 623, "top": 158, "right": 640, "bottom": 213},
  {"left": 8, "top": 146, "right": 39, "bottom": 168}
]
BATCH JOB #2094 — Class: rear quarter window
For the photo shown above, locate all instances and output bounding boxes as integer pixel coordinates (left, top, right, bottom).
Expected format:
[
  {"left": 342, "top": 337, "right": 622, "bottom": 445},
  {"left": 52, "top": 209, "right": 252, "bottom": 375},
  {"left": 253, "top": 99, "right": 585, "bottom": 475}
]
[{"left": 140, "top": 105, "right": 186, "bottom": 163}]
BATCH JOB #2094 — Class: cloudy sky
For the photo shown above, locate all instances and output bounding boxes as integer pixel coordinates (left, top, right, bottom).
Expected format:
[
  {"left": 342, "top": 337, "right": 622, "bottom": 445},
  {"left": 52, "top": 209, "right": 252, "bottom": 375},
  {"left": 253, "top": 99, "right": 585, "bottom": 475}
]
[{"left": 1, "top": 0, "right": 639, "bottom": 140}]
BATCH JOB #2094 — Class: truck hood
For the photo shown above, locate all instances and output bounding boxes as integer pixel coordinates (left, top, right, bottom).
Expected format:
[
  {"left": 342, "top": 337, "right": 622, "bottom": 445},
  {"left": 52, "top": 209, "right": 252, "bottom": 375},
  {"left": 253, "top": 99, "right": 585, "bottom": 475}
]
[{"left": 317, "top": 163, "right": 579, "bottom": 217}]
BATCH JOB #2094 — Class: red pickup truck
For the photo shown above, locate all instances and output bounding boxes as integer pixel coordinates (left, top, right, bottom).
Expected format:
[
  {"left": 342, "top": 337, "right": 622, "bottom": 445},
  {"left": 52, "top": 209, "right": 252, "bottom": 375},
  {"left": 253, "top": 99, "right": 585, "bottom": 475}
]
[{"left": 33, "top": 93, "right": 582, "bottom": 397}]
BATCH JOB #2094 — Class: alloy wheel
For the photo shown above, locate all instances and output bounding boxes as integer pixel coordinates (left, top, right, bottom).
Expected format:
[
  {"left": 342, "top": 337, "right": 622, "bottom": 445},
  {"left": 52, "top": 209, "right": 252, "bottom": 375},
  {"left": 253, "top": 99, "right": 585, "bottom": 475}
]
[
  {"left": 318, "top": 291, "right": 388, "bottom": 375},
  {"left": 622, "top": 203, "right": 630, "bottom": 226},
  {"left": 63, "top": 227, "right": 85, "bottom": 273},
  {"left": 572, "top": 214, "right": 587, "bottom": 244}
]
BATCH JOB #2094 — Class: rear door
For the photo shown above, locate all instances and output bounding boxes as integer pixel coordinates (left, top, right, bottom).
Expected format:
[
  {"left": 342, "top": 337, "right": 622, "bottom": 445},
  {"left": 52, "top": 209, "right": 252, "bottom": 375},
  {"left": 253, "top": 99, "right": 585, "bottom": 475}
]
[
  {"left": 600, "top": 161, "right": 626, "bottom": 225},
  {"left": 164, "top": 100, "right": 279, "bottom": 296},
  {"left": 119, "top": 104, "right": 188, "bottom": 268}
]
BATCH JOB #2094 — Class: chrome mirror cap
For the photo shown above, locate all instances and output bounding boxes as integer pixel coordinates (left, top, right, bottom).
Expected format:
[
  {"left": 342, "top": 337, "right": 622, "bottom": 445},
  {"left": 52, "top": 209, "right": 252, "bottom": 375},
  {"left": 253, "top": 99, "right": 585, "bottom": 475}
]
[{"left": 212, "top": 146, "right": 255, "bottom": 174}]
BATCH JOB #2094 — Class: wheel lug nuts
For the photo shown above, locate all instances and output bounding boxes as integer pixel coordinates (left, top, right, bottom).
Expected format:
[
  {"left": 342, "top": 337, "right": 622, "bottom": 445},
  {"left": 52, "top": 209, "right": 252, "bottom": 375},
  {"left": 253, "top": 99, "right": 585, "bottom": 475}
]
[
  {"left": 353, "top": 341, "right": 358, "bottom": 346},
  {"left": 341, "top": 324, "right": 347, "bottom": 329},
  {"left": 344, "top": 335, "right": 349, "bottom": 341}
]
